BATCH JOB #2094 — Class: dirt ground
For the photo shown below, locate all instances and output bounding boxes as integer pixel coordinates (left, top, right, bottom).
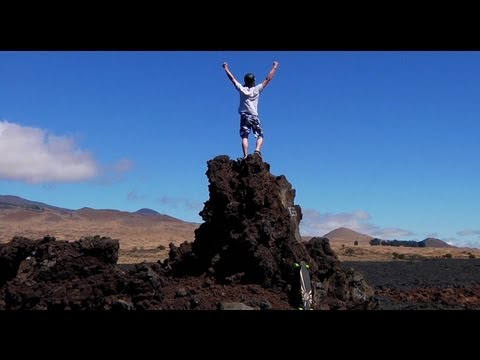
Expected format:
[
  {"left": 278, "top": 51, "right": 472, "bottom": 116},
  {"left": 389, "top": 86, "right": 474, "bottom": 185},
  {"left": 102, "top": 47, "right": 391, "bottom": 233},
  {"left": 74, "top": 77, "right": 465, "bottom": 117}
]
[
  {"left": 118, "top": 242, "right": 480, "bottom": 264},
  {"left": 117, "top": 264, "right": 293, "bottom": 310}
]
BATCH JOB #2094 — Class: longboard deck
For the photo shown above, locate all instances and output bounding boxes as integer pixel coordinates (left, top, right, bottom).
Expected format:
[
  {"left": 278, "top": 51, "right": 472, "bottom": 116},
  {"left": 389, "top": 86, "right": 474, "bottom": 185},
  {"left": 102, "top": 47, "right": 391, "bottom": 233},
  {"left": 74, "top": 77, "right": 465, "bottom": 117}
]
[{"left": 298, "top": 261, "right": 313, "bottom": 310}]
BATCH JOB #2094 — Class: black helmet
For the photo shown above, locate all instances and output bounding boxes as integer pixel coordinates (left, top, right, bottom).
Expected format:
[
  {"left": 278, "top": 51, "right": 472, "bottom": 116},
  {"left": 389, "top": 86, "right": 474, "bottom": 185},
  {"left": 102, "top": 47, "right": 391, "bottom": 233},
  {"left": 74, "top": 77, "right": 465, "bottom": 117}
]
[{"left": 244, "top": 73, "right": 255, "bottom": 85}]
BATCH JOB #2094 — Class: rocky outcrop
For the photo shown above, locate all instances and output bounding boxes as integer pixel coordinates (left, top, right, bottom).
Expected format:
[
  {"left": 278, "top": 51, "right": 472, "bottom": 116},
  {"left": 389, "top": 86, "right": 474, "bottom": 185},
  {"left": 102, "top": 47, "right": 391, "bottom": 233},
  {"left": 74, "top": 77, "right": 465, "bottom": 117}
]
[
  {"left": 0, "top": 235, "right": 164, "bottom": 310},
  {"left": 166, "top": 155, "right": 376, "bottom": 309}
]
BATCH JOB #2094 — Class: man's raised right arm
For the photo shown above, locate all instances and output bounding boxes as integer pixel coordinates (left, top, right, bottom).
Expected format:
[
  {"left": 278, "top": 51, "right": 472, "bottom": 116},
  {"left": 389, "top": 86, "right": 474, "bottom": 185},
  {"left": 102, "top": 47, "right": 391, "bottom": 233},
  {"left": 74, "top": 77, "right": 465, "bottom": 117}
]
[{"left": 223, "top": 62, "right": 239, "bottom": 87}]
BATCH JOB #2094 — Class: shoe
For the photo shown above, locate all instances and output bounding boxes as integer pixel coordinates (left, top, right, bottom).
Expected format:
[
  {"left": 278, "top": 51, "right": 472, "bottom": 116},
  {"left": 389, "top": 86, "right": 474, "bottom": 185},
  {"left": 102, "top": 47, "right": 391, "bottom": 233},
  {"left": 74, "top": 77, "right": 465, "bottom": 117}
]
[
  {"left": 254, "top": 150, "right": 262, "bottom": 159},
  {"left": 237, "top": 157, "right": 246, "bottom": 162}
]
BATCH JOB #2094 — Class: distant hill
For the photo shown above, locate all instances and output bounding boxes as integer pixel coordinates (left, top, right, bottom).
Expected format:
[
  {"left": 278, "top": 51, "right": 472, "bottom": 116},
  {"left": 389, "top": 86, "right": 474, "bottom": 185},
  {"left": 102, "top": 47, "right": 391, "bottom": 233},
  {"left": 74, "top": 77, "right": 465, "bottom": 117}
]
[
  {"left": 133, "top": 208, "right": 180, "bottom": 221},
  {"left": 0, "top": 195, "right": 72, "bottom": 212},
  {"left": 321, "top": 228, "right": 455, "bottom": 248},
  {"left": 134, "top": 208, "right": 160, "bottom": 215},
  {"left": 0, "top": 195, "right": 177, "bottom": 219},
  {"left": 420, "top": 238, "right": 454, "bottom": 248},
  {"left": 323, "top": 227, "right": 374, "bottom": 245},
  {"left": 368, "top": 237, "right": 456, "bottom": 248},
  {"left": 0, "top": 195, "right": 199, "bottom": 249}
]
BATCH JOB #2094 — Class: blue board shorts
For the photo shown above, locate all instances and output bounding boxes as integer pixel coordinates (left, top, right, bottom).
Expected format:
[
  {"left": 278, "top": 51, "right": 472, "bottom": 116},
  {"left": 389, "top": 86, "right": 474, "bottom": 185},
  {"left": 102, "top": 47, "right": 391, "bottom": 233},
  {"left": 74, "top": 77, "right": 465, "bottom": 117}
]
[{"left": 240, "top": 112, "right": 264, "bottom": 139}]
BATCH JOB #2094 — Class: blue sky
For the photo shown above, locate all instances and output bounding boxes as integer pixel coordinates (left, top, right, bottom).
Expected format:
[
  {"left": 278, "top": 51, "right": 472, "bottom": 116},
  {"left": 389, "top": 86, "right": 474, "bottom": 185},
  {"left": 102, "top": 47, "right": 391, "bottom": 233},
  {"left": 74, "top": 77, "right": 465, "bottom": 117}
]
[{"left": 1, "top": 51, "right": 479, "bottom": 247}]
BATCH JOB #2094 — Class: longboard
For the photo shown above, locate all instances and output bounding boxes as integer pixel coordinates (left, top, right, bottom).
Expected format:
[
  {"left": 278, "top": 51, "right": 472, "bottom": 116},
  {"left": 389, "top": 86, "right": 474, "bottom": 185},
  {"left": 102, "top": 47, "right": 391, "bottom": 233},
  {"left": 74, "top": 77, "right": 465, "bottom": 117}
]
[{"left": 294, "top": 261, "right": 313, "bottom": 310}]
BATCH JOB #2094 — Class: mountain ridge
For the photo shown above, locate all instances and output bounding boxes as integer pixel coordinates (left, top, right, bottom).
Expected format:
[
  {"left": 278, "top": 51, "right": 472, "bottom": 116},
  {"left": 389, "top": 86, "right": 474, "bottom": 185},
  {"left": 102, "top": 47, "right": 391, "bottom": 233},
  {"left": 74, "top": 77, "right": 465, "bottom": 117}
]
[
  {"left": 0, "top": 195, "right": 172, "bottom": 218},
  {"left": 322, "top": 227, "right": 455, "bottom": 248},
  {"left": 323, "top": 227, "right": 374, "bottom": 245},
  {"left": 0, "top": 194, "right": 198, "bottom": 248}
]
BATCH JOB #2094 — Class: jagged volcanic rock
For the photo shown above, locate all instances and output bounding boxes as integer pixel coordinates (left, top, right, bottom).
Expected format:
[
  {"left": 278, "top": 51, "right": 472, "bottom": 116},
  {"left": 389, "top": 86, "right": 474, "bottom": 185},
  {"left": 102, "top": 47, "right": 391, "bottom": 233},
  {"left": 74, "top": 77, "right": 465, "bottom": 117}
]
[
  {"left": 166, "top": 155, "right": 376, "bottom": 309},
  {"left": 0, "top": 235, "right": 164, "bottom": 310}
]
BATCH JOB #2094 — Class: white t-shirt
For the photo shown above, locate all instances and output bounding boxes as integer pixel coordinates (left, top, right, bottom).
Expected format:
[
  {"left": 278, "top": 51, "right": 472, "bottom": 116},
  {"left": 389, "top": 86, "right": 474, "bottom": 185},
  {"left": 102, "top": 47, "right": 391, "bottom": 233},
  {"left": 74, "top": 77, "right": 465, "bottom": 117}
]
[{"left": 233, "top": 80, "right": 264, "bottom": 116}]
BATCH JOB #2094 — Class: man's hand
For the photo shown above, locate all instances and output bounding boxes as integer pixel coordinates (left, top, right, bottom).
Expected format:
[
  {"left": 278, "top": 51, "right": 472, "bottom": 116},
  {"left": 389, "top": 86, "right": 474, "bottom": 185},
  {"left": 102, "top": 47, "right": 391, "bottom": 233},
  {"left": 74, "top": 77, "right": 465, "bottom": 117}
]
[
  {"left": 262, "top": 61, "right": 279, "bottom": 88},
  {"left": 223, "top": 62, "right": 236, "bottom": 84}
]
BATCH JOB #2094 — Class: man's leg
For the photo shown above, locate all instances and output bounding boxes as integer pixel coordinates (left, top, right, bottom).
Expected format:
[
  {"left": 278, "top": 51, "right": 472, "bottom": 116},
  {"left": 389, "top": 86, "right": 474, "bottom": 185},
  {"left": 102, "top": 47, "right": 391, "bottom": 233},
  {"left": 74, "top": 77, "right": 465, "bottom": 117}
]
[
  {"left": 251, "top": 115, "right": 264, "bottom": 154},
  {"left": 239, "top": 113, "right": 251, "bottom": 158},
  {"left": 242, "top": 137, "right": 249, "bottom": 158},
  {"left": 255, "top": 136, "right": 264, "bottom": 152}
]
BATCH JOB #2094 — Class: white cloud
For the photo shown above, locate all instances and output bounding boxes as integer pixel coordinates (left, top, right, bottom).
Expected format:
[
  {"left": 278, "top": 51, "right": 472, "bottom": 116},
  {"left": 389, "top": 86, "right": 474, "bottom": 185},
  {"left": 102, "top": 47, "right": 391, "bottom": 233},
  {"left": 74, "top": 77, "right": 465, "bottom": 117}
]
[
  {"left": 157, "top": 196, "right": 203, "bottom": 211},
  {"left": 114, "top": 158, "right": 134, "bottom": 174},
  {"left": 445, "top": 237, "right": 480, "bottom": 249},
  {"left": 373, "top": 227, "right": 414, "bottom": 239},
  {"left": 451, "top": 230, "right": 480, "bottom": 248},
  {"left": 300, "top": 208, "right": 414, "bottom": 239},
  {"left": 94, "top": 158, "right": 135, "bottom": 185},
  {"left": 0, "top": 120, "right": 98, "bottom": 183},
  {"left": 127, "top": 190, "right": 148, "bottom": 202},
  {"left": 457, "top": 229, "right": 480, "bottom": 236}
]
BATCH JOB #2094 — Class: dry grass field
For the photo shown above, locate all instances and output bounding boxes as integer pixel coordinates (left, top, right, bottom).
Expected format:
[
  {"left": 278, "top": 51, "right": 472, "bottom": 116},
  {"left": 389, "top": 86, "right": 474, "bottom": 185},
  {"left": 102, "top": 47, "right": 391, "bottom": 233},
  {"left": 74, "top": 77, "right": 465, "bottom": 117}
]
[
  {"left": 306, "top": 227, "right": 480, "bottom": 262},
  {"left": 330, "top": 242, "right": 480, "bottom": 262},
  {"left": 2, "top": 207, "right": 479, "bottom": 264},
  {"left": 118, "top": 234, "right": 480, "bottom": 264},
  {"left": 117, "top": 240, "right": 480, "bottom": 264},
  {"left": 0, "top": 208, "right": 198, "bottom": 258}
]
